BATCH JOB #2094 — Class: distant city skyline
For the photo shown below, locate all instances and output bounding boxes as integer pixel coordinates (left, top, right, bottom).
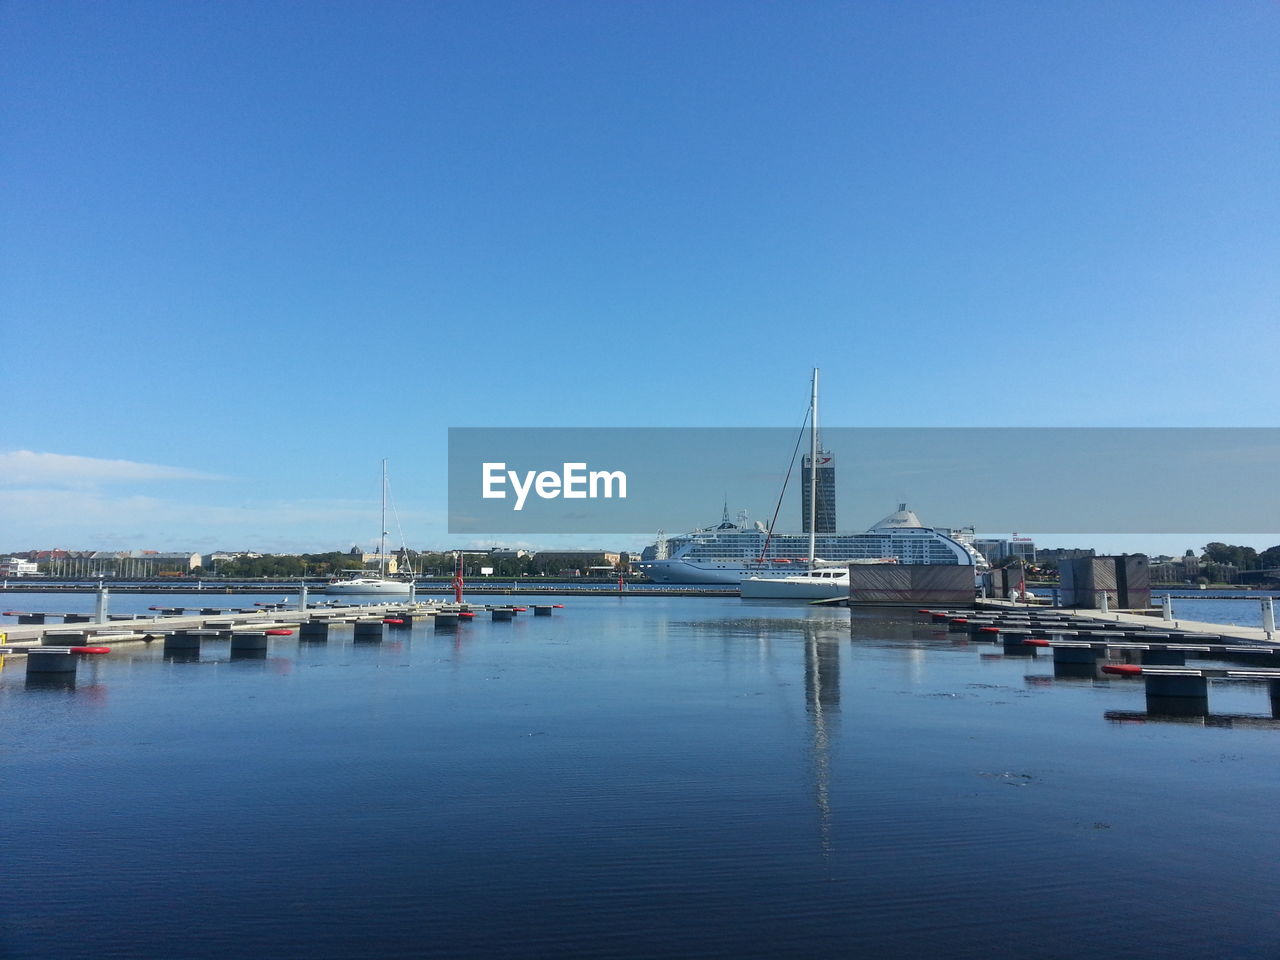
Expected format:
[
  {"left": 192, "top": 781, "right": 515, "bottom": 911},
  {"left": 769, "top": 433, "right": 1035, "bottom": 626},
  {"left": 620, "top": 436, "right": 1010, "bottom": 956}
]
[{"left": 3, "top": 4, "right": 1276, "bottom": 555}]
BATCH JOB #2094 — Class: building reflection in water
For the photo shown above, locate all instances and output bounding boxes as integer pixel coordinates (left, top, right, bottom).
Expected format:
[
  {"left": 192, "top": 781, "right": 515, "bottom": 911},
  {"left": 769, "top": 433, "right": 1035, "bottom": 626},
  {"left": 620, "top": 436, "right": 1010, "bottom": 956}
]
[{"left": 803, "top": 620, "right": 842, "bottom": 859}]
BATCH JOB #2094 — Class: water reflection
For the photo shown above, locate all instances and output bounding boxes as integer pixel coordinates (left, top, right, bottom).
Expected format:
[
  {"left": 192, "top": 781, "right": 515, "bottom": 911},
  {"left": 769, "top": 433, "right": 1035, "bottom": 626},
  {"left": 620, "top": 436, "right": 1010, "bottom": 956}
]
[
  {"left": 1106, "top": 710, "right": 1280, "bottom": 728},
  {"left": 5, "top": 596, "right": 1279, "bottom": 959},
  {"left": 24, "top": 673, "right": 77, "bottom": 692},
  {"left": 803, "top": 621, "right": 841, "bottom": 858},
  {"left": 1053, "top": 662, "right": 1100, "bottom": 681},
  {"left": 680, "top": 612, "right": 848, "bottom": 859}
]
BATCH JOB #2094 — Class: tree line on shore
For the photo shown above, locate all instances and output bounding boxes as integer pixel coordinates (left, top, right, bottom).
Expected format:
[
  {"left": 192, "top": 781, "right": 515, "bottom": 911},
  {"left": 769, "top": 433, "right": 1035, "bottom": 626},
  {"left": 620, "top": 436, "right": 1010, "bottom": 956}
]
[
  {"left": 992, "top": 542, "right": 1280, "bottom": 586},
  {"left": 198, "top": 550, "right": 629, "bottom": 579},
  {"left": 1202, "top": 542, "right": 1280, "bottom": 571}
]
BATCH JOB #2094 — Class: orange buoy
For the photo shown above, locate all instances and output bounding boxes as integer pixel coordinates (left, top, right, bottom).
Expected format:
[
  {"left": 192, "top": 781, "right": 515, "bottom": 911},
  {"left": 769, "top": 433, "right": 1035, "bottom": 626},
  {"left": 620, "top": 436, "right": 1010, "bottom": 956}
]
[
  {"left": 70, "top": 646, "right": 111, "bottom": 655},
  {"left": 1024, "top": 638, "right": 1051, "bottom": 647},
  {"left": 265, "top": 629, "right": 293, "bottom": 636},
  {"left": 1102, "top": 664, "right": 1143, "bottom": 676},
  {"left": 382, "top": 618, "right": 404, "bottom": 624}
]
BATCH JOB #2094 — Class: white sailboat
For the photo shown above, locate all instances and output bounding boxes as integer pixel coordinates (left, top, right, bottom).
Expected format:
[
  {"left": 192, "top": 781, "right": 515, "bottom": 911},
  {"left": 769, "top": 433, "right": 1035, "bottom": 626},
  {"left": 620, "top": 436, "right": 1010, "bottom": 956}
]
[
  {"left": 636, "top": 371, "right": 984, "bottom": 588},
  {"left": 740, "top": 369, "right": 856, "bottom": 600},
  {"left": 327, "top": 459, "right": 413, "bottom": 596},
  {"left": 739, "top": 557, "right": 898, "bottom": 599}
]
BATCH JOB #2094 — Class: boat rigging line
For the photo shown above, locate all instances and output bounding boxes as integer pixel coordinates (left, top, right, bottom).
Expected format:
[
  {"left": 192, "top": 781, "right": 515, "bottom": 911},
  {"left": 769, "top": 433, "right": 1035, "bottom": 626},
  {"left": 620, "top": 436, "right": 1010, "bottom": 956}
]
[
  {"left": 756, "top": 395, "right": 813, "bottom": 565},
  {"left": 384, "top": 462, "right": 414, "bottom": 578}
]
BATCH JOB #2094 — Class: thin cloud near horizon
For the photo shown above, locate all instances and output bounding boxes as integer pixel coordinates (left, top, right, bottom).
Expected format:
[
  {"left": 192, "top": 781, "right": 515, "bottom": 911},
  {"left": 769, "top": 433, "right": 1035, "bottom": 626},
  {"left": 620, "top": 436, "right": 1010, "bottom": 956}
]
[{"left": 0, "top": 450, "right": 223, "bottom": 487}]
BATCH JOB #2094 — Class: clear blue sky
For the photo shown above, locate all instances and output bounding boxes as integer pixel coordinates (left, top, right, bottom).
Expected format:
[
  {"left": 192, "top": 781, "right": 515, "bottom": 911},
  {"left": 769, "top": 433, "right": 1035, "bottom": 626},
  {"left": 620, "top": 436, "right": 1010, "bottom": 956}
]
[{"left": 2, "top": 1, "right": 1276, "bottom": 555}]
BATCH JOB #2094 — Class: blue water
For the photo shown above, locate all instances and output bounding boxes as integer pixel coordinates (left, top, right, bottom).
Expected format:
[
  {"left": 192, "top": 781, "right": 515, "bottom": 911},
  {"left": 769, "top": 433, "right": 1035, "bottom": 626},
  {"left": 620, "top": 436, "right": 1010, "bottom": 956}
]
[
  {"left": 1151, "top": 590, "right": 1279, "bottom": 629},
  {"left": 2, "top": 596, "right": 1278, "bottom": 959},
  {"left": 1, "top": 591, "right": 301, "bottom": 623}
]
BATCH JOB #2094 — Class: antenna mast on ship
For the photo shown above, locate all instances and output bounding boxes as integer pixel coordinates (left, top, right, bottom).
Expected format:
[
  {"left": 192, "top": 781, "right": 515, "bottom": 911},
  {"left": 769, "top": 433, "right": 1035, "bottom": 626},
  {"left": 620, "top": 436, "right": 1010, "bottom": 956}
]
[{"left": 808, "top": 368, "right": 819, "bottom": 569}]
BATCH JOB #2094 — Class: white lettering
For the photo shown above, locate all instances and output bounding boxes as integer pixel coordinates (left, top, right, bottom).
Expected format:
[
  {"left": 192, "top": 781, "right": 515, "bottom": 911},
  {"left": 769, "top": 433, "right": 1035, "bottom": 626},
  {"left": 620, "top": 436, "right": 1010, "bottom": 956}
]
[
  {"left": 483, "top": 462, "right": 628, "bottom": 510},
  {"left": 482, "top": 463, "right": 507, "bottom": 499},
  {"left": 562, "top": 462, "right": 587, "bottom": 498},
  {"left": 590, "top": 470, "right": 626, "bottom": 499},
  {"left": 509, "top": 469, "right": 536, "bottom": 511},
  {"left": 535, "top": 470, "right": 561, "bottom": 499}
]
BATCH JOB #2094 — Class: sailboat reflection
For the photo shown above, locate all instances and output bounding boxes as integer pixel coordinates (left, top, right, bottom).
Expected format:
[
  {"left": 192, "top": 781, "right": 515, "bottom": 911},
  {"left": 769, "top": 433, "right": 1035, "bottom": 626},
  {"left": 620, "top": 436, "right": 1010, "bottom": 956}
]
[{"left": 802, "top": 620, "right": 842, "bottom": 858}]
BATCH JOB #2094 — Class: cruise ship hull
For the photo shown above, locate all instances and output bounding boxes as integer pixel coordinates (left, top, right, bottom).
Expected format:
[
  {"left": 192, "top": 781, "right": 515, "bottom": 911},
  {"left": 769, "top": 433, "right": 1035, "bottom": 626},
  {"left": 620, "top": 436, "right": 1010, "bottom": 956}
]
[{"left": 638, "top": 560, "right": 762, "bottom": 585}]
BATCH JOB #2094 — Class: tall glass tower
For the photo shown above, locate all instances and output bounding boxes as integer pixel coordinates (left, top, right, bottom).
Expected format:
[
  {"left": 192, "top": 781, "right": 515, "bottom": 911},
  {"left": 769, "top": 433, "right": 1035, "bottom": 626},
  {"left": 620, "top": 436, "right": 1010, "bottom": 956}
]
[{"left": 801, "top": 449, "right": 836, "bottom": 533}]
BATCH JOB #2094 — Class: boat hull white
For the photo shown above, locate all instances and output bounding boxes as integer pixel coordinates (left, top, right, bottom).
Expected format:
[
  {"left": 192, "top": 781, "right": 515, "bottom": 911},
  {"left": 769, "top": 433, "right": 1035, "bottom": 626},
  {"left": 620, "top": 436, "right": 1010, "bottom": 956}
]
[{"left": 325, "top": 578, "right": 412, "bottom": 596}]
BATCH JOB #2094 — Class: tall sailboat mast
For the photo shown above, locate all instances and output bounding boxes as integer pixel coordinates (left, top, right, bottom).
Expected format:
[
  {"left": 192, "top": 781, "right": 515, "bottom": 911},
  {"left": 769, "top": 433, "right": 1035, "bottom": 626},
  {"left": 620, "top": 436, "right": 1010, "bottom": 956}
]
[
  {"left": 808, "top": 368, "right": 819, "bottom": 567},
  {"left": 379, "top": 458, "right": 388, "bottom": 578}
]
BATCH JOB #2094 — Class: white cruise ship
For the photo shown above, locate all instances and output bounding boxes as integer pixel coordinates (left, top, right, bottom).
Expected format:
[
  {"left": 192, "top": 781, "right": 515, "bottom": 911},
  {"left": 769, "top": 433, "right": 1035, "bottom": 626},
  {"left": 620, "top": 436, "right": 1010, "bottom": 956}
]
[{"left": 635, "top": 504, "right": 985, "bottom": 586}]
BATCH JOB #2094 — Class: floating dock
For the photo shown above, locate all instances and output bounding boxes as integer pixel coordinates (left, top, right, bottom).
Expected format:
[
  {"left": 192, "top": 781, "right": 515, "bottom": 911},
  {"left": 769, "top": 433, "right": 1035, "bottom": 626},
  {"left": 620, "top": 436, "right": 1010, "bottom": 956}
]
[
  {"left": 917, "top": 604, "right": 1279, "bottom": 718},
  {"left": 974, "top": 597, "right": 1276, "bottom": 645},
  {"left": 0, "top": 598, "right": 561, "bottom": 650}
]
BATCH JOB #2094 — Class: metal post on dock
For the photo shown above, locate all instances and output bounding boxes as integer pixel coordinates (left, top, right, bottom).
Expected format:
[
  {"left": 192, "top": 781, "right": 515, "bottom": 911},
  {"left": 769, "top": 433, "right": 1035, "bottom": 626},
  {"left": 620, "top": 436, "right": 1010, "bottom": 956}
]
[
  {"left": 1161, "top": 594, "right": 1173, "bottom": 621},
  {"left": 298, "top": 581, "right": 309, "bottom": 612},
  {"left": 1264, "top": 597, "right": 1276, "bottom": 641},
  {"left": 95, "top": 582, "right": 109, "bottom": 623}
]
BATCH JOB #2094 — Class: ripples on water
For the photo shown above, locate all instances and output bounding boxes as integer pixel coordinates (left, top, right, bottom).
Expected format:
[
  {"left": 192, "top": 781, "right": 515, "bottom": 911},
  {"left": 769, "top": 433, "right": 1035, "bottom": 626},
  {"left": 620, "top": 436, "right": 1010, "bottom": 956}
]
[{"left": 2, "top": 596, "right": 1278, "bottom": 959}]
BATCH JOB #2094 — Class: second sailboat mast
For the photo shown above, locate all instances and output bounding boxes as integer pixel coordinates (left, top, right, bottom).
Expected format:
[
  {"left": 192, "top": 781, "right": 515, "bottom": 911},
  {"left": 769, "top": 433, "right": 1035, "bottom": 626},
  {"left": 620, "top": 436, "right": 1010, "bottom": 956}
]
[{"left": 380, "top": 458, "right": 388, "bottom": 578}]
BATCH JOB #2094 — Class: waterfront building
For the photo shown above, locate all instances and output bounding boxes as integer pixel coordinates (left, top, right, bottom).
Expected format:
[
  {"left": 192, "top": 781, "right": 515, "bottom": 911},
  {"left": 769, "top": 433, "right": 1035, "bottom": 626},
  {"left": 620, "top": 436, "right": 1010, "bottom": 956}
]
[
  {"left": 974, "top": 537, "right": 1037, "bottom": 565},
  {"left": 1036, "top": 547, "right": 1097, "bottom": 564},
  {"left": 489, "top": 548, "right": 531, "bottom": 560},
  {"left": 0, "top": 557, "right": 38, "bottom": 576},
  {"left": 361, "top": 552, "right": 400, "bottom": 574},
  {"left": 532, "top": 550, "right": 622, "bottom": 575}
]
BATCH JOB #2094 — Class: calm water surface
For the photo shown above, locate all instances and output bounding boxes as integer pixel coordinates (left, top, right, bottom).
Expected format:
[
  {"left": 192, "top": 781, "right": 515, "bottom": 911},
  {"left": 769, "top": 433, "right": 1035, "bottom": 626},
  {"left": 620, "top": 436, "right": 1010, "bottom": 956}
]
[
  {"left": 1152, "top": 590, "right": 1279, "bottom": 629},
  {"left": 2, "top": 596, "right": 1278, "bottom": 959}
]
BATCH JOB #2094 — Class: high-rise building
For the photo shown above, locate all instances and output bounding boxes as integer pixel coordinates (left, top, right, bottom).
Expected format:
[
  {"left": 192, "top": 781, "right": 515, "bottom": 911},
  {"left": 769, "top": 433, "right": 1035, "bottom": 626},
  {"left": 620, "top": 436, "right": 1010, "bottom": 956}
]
[
  {"left": 801, "top": 449, "right": 836, "bottom": 533},
  {"left": 975, "top": 537, "right": 1037, "bottom": 564}
]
